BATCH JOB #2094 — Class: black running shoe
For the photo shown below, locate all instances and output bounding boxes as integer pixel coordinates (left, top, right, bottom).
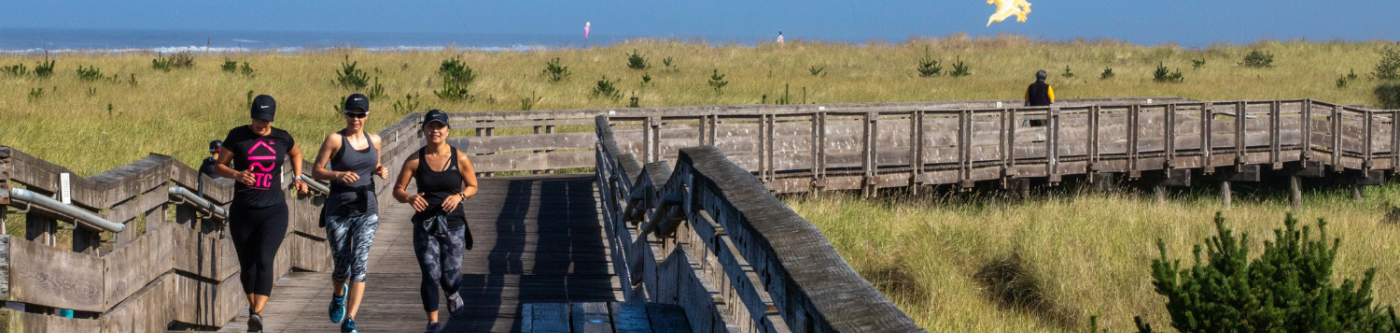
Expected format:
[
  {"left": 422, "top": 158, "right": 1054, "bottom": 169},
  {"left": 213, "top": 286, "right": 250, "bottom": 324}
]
[
  {"left": 424, "top": 321, "right": 442, "bottom": 333},
  {"left": 247, "top": 312, "right": 264, "bottom": 332},
  {"left": 446, "top": 293, "right": 465, "bottom": 317}
]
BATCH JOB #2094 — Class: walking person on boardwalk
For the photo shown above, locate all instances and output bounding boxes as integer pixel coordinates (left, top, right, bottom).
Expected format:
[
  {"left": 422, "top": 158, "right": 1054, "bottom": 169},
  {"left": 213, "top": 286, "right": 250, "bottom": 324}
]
[
  {"left": 312, "top": 93, "right": 389, "bottom": 333},
  {"left": 1025, "top": 69, "right": 1055, "bottom": 106},
  {"left": 391, "top": 110, "right": 479, "bottom": 333},
  {"left": 213, "top": 94, "right": 309, "bottom": 332}
]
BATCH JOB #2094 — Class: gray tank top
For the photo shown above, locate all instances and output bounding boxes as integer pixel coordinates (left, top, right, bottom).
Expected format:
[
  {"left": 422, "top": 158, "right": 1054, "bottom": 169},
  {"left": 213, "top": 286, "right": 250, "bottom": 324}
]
[{"left": 327, "top": 130, "right": 378, "bottom": 216}]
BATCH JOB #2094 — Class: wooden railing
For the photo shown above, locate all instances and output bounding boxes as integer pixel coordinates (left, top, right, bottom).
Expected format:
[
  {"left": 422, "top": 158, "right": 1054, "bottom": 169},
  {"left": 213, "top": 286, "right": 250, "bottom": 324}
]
[
  {"left": 0, "top": 147, "right": 330, "bottom": 332},
  {"left": 607, "top": 99, "right": 1399, "bottom": 198},
  {"left": 596, "top": 117, "right": 926, "bottom": 333}
]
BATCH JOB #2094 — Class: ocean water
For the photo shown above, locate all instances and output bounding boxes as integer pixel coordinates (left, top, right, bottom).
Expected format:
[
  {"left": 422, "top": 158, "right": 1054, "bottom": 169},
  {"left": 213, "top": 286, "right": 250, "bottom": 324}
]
[{"left": 0, "top": 28, "right": 758, "bottom": 54}]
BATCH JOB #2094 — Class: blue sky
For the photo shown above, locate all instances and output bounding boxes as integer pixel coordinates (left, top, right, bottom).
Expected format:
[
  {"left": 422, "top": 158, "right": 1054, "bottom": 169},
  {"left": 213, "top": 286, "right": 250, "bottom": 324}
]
[{"left": 5, "top": 0, "right": 1398, "bottom": 46}]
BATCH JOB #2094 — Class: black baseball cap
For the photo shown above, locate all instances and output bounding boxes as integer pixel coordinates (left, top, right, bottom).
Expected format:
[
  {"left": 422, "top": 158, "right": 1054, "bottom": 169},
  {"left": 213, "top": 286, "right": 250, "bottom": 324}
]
[
  {"left": 344, "top": 93, "right": 369, "bottom": 115},
  {"left": 422, "top": 109, "right": 449, "bottom": 127},
  {"left": 250, "top": 94, "right": 277, "bottom": 121},
  {"left": 209, "top": 140, "right": 223, "bottom": 154}
]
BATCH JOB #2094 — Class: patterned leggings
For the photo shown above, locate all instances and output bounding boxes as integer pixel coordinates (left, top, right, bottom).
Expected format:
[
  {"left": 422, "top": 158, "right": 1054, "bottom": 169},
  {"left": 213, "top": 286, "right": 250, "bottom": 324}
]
[
  {"left": 413, "top": 225, "right": 466, "bottom": 313},
  {"left": 326, "top": 213, "right": 379, "bottom": 282}
]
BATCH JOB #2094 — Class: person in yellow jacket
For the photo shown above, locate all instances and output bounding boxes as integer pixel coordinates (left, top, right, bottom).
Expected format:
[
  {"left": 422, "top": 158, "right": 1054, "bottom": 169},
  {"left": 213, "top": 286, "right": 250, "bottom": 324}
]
[{"left": 1024, "top": 69, "right": 1055, "bottom": 106}]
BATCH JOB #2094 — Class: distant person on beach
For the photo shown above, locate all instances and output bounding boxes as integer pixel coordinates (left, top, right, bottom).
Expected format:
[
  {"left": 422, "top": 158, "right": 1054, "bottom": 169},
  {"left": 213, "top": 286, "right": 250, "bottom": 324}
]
[
  {"left": 199, "top": 140, "right": 225, "bottom": 179},
  {"left": 312, "top": 93, "right": 389, "bottom": 333},
  {"left": 392, "top": 110, "right": 478, "bottom": 333},
  {"left": 777, "top": 31, "right": 784, "bottom": 44},
  {"left": 1024, "top": 69, "right": 1055, "bottom": 106},
  {"left": 214, "top": 94, "right": 309, "bottom": 332}
]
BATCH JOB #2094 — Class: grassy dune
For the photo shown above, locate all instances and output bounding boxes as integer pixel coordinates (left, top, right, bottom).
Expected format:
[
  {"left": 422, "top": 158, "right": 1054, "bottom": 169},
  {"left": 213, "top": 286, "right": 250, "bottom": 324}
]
[
  {"left": 786, "top": 186, "right": 1400, "bottom": 332},
  {"left": 2, "top": 35, "right": 1400, "bottom": 331},
  {"left": 1, "top": 35, "right": 1396, "bottom": 175}
]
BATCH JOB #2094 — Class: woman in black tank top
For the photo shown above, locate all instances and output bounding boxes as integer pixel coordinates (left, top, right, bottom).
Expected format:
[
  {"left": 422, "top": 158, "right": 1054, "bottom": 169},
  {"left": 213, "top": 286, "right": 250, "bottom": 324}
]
[{"left": 391, "top": 110, "right": 478, "bottom": 332}]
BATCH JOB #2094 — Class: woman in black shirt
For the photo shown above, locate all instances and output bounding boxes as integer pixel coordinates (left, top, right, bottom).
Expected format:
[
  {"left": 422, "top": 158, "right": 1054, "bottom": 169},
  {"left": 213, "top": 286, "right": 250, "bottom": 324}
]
[
  {"left": 392, "top": 110, "right": 478, "bottom": 333},
  {"left": 213, "top": 94, "right": 309, "bottom": 332}
]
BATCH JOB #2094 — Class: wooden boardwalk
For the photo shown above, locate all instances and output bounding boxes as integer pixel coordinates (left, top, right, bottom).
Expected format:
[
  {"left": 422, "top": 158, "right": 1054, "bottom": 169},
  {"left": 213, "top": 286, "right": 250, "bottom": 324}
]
[{"left": 217, "top": 175, "right": 665, "bottom": 332}]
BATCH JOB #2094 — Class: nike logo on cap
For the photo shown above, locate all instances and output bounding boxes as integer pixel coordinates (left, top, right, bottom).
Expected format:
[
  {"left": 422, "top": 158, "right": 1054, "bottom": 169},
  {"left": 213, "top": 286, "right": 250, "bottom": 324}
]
[{"left": 261, "top": 105, "right": 269, "bottom": 109}]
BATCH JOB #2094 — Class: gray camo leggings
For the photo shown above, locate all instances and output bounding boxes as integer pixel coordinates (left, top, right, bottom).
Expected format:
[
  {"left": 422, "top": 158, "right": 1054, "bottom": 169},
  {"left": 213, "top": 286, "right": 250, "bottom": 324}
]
[
  {"left": 414, "top": 225, "right": 465, "bottom": 313},
  {"left": 326, "top": 213, "right": 379, "bottom": 282}
]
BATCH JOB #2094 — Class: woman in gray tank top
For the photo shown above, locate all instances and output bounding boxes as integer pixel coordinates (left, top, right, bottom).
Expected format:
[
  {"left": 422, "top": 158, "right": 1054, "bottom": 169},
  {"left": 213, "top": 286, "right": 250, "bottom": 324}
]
[{"left": 310, "top": 93, "right": 388, "bottom": 333}]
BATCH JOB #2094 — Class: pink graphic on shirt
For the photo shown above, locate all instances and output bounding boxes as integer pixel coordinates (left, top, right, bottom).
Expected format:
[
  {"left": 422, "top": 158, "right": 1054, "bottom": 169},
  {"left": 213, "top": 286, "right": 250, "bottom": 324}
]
[{"left": 246, "top": 140, "right": 278, "bottom": 189}]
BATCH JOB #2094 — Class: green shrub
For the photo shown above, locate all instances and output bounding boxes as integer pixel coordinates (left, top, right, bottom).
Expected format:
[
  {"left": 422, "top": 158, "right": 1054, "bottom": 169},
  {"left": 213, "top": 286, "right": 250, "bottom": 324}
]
[
  {"left": 591, "top": 75, "right": 621, "bottom": 102},
  {"left": 810, "top": 65, "right": 826, "bottom": 77},
  {"left": 437, "top": 57, "right": 476, "bottom": 85},
  {"left": 708, "top": 69, "right": 728, "bottom": 93},
  {"left": 152, "top": 52, "right": 194, "bottom": 72},
  {"left": 1376, "top": 82, "right": 1400, "bottom": 109},
  {"left": 333, "top": 55, "right": 370, "bottom": 90},
  {"left": 33, "top": 53, "right": 55, "bottom": 78},
  {"left": 365, "top": 77, "right": 384, "bottom": 101},
  {"left": 916, "top": 46, "right": 942, "bottom": 77},
  {"left": 542, "top": 57, "right": 571, "bottom": 82},
  {"left": 239, "top": 62, "right": 255, "bottom": 77},
  {"left": 1153, "top": 62, "right": 1183, "bottom": 82},
  {"left": 1242, "top": 49, "right": 1274, "bottom": 68},
  {"left": 626, "top": 49, "right": 649, "bottom": 70},
  {"left": 27, "top": 87, "right": 43, "bottom": 102},
  {"left": 628, "top": 91, "right": 640, "bottom": 108},
  {"left": 1191, "top": 57, "right": 1206, "bottom": 69},
  {"left": 221, "top": 59, "right": 238, "bottom": 73},
  {"left": 1140, "top": 213, "right": 1400, "bottom": 333},
  {"left": 1061, "top": 65, "right": 1074, "bottom": 78},
  {"left": 392, "top": 93, "right": 421, "bottom": 113},
  {"left": 519, "top": 91, "right": 541, "bottom": 110},
  {"left": 1338, "top": 75, "right": 1350, "bottom": 88},
  {"left": 1100, "top": 68, "right": 1115, "bottom": 79},
  {"left": 949, "top": 56, "right": 971, "bottom": 77},
  {"left": 1375, "top": 44, "right": 1400, "bottom": 80},
  {"left": 3, "top": 63, "right": 28, "bottom": 77},
  {"left": 76, "top": 65, "right": 103, "bottom": 81},
  {"left": 641, "top": 73, "right": 651, "bottom": 85}
]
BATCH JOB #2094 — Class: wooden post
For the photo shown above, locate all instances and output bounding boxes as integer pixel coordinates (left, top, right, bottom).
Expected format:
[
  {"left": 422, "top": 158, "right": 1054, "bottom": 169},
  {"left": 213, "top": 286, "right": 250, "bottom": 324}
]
[
  {"left": 909, "top": 111, "right": 922, "bottom": 195},
  {"left": 1235, "top": 101, "right": 1246, "bottom": 169},
  {"left": 1270, "top": 101, "right": 1281, "bottom": 169},
  {"left": 862, "top": 112, "right": 877, "bottom": 198},
  {"left": 1392, "top": 110, "right": 1400, "bottom": 172},
  {"left": 1352, "top": 184, "right": 1364, "bottom": 202},
  {"left": 1220, "top": 180, "right": 1232, "bottom": 211},
  {"left": 1048, "top": 107, "right": 1060, "bottom": 183},
  {"left": 817, "top": 113, "right": 827, "bottom": 189},
  {"left": 1364, "top": 109, "right": 1373, "bottom": 170},
  {"left": 1165, "top": 104, "right": 1176, "bottom": 169},
  {"left": 1333, "top": 105, "right": 1342, "bottom": 171},
  {"left": 1128, "top": 104, "right": 1139, "bottom": 178},
  {"left": 545, "top": 122, "right": 556, "bottom": 174},
  {"left": 1202, "top": 102, "right": 1213, "bottom": 173},
  {"left": 642, "top": 117, "right": 655, "bottom": 164},
  {"left": 1289, "top": 175, "right": 1303, "bottom": 211},
  {"left": 533, "top": 119, "right": 544, "bottom": 175},
  {"left": 72, "top": 226, "right": 100, "bottom": 255},
  {"left": 1301, "top": 99, "right": 1312, "bottom": 161},
  {"left": 1153, "top": 183, "right": 1167, "bottom": 203},
  {"left": 25, "top": 189, "right": 56, "bottom": 245}
]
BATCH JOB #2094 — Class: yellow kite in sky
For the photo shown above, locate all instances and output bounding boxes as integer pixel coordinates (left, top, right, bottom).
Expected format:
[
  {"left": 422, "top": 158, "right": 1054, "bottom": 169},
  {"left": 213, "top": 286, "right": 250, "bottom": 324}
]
[{"left": 987, "top": 0, "right": 1032, "bottom": 26}]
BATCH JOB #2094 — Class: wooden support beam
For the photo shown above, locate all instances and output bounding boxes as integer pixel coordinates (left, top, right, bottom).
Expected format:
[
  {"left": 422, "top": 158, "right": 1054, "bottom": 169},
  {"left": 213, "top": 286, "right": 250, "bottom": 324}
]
[
  {"left": 1221, "top": 180, "right": 1232, "bottom": 211},
  {"left": 1289, "top": 175, "right": 1303, "bottom": 211}
]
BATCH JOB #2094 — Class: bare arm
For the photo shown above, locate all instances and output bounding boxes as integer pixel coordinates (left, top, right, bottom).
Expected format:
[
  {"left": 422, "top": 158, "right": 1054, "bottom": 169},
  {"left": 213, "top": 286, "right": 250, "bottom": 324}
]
[
  {"left": 289, "top": 144, "right": 308, "bottom": 194},
  {"left": 456, "top": 151, "right": 479, "bottom": 200},
  {"left": 213, "top": 149, "right": 256, "bottom": 185},
  {"left": 369, "top": 133, "right": 388, "bottom": 178},
  {"left": 393, "top": 156, "right": 430, "bottom": 211},
  {"left": 311, "top": 133, "right": 341, "bottom": 181}
]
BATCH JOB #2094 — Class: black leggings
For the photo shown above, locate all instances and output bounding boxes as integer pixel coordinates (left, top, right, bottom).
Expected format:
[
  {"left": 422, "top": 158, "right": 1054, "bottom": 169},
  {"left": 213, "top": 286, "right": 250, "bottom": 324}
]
[{"left": 229, "top": 203, "right": 289, "bottom": 296}]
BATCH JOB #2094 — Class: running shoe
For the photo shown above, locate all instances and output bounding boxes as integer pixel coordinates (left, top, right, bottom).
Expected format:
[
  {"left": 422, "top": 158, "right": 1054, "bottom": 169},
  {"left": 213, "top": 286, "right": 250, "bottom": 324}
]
[
  {"left": 247, "top": 312, "right": 264, "bottom": 332},
  {"left": 446, "top": 293, "right": 465, "bottom": 317},
  {"left": 341, "top": 317, "right": 359, "bottom": 333},
  {"left": 424, "top": 321, "right": 442, "bottom": 333},
  {"left": 329, "top": 284, "right": 347, "bottom": 323}
]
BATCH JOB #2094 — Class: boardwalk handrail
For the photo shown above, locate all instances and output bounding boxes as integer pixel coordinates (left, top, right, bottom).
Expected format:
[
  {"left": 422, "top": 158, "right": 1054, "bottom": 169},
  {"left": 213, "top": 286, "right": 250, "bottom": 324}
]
[
  {"left": 168, "top": 185, "right": 229, "bottom": 218},
  {"left": 7, "top": 187, "right": 125, "bottom": 232},
  {"left": 596, "top": 116, "right": 925, "bottom": 332}
]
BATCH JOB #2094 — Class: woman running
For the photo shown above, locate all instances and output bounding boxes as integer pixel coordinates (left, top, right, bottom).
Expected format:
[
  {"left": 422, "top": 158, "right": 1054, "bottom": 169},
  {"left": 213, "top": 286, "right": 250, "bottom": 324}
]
[
  {"left": 392, "top": 110, "right": 478, "bottom": 333},
  {"left": 312, "top": 93, "right": 388, "bottom": 333},
  {"left": 214, "top": 94, "right": 309, "bottom": 332}
]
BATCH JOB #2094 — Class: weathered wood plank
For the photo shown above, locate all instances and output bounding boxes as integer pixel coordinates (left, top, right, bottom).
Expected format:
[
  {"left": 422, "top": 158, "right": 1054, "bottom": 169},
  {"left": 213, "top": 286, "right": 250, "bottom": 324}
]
[
  {"left": 572, "top": 302, "right": 613, "bottom": 333},
  {"left": 102, "top": 225, "right": 173, "bottom": 310},
  {"left": 0, "top": 307, "right": 101, "bottom": 333},
  {"left": 532, "top": 302, "right": 572, "bottom": 333},
  {"left": 4, "top": 236, "right": 104, "bottom": 312},
  {"left": 612, "top": 302, "right": 654, "bottom": 333}
]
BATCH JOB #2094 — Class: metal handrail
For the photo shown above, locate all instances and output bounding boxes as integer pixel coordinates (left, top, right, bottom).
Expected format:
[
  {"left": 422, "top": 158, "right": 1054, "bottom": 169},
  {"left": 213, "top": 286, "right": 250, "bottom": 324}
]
[
  {"left": 301, "top": 176, "right": 330, "bottom": 194},
  {"left": 168, "top": 186, "right": 229, "bottom": 218},
  {"left": 7, "top": 188, "right": 125, "bottom": 233}
]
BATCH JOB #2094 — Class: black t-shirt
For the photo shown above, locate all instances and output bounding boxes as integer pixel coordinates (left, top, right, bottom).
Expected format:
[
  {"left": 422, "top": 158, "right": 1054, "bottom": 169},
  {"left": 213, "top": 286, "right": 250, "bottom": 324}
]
[{"left": 222, "top": 125, "right": 296, "bottom": 208}]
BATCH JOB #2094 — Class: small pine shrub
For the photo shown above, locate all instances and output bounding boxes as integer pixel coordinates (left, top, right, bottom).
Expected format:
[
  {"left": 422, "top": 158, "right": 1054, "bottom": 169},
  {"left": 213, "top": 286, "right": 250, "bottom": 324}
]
[
  {"left": 641, "top": 73, "right": 652, "bottom": 86},
  {"left": 365, "top": 77, "right": 384, "bottom": 101},
  {"left": 661, "top": 56, "right": 676, "bottom": 72},
  {"left": 33, "top": 52, "right": 55, "bottom": 78},
  {"left": 1376, "top": 82, "right": 1400, "bottom": 109},
  {"left": 591, "top": 76, "right": 621, "bottom": 102},
  {"left": 628, "top": 91, "right": 640, "bottom": 108},
  {"left": 152, "top": 57, "right": 171, "bottom": 72},
  {"left": 333, "top": 55, "right": 370, "bottom": 90},
  {"left": 626, "top": 49, "right": 649, "bottom": 70},
  {"left": 1338, "top": 75, "right": 1350, "bottom": 88},
  {"left": 1153, "top": 62, "right": 1184, "bottom": 82},
  {"left": 85, "top": 87, "right": 97, "bottom": 97},
  {"left": 949, "top": 56, "right": 971, "bottom": 77},
  {"left": 437, "top": 57, "right": 476, "bottom": 85},
  {"left": 708, "top": 69, "right": 729, "bottom": 94},
  {"left": 1061, "top": 65, "right": 1074, "bottom": 78},
  {"left": 239, "top": 62, "right": 255, "bottom": 77},
  {"left": 392, "top": 93, "right": 421, "bottom": 113},
  {"left": 519, "top": 91, "right": 542, "bottom": 110},
  {"left": 3, "top": 63, "right": 28, "bottom": 77},
  {"left": 1191, "top": 57, "right": 1207, "bottom": 69},
  {"left": 127, "top": 73, "right": 138, "bottom": 88},
  {"left": 221, "top": 59, "right": 238, "bottom": 72},
  {"left": 1100, "top": 68, "right": 1115, "bottom": 79},
  {"left": 1242, "top": 49, "right": 1274, "bottom": 68},
  {"left": 245, "top": 90, "right": 255, "bottom": 109},
  {"left": 1375, "top": 44, "right": 1400, "bottom": 80},
  {"left": 1140, "top": 213, "right": 1400, "bottom": 333},
  {"left": 542, "top": 57, "right": 571, "bottom": 82},
  {"left": 1348, "top": 69, "right": 1360, "bottom": 81},
  {"left": 27, "top": 87, "right": 43, "bottom": 102},
  {"left": 774, "top": 84, "right": 793, "bottom": 105},
  {"left": 76, "top": 65, "right": 103, "bottom": 81},
  {"left": 152, "top": 52, "right": 194, "bottom": 72},
  {"left": 809, "top": 65, "right": 826, "bottom": 77},
  {"left": 916, "top": 46, "right": 942, "bottom": 77}
]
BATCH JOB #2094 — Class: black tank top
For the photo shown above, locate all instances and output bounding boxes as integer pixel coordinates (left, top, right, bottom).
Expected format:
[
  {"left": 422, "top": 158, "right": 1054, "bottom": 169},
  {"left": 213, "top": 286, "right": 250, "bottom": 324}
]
[
  {"left": 412, "top": 147, "right": 466, "bottom": 227},
  {"left": 327, "top": 130, "right": 378, "bottom": 216}
]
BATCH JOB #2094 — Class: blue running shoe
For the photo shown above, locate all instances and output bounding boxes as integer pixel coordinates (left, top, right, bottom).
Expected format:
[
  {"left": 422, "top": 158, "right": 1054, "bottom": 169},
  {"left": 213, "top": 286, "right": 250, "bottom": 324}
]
[
  {"left": 329, "top": 284, "right": 347, "bottom": 323},
  {"left": 341, "top": 317, "right": 359, "bottom": 333}
]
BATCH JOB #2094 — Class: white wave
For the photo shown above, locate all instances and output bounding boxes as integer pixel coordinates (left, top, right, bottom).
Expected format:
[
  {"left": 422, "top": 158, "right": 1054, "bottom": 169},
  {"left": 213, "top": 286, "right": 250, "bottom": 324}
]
[{"left": 231, "top": 39, "right": 260, "bottom": 43}]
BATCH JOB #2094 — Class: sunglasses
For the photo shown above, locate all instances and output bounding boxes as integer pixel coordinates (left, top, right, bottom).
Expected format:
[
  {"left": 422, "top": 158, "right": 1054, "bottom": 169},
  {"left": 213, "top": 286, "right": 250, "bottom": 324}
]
[{"left": 345, "top": 112, "right": 368, "bottom": 119}]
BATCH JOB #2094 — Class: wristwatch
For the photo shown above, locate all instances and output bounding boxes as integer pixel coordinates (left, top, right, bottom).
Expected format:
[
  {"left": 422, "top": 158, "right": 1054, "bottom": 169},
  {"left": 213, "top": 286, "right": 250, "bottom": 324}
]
[
  {"left": 293, "top": 175, "right": 303, "bottom": 182},
  {"left": 459, "top": 193, "right": 467, "bottom": 201}
]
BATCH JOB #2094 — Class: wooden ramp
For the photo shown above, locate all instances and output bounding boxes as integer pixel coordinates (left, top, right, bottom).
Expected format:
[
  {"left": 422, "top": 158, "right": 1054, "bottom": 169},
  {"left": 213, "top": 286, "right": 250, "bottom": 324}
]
[{"left": 218, "top": 175, "right": 645, "bottom": 332}]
